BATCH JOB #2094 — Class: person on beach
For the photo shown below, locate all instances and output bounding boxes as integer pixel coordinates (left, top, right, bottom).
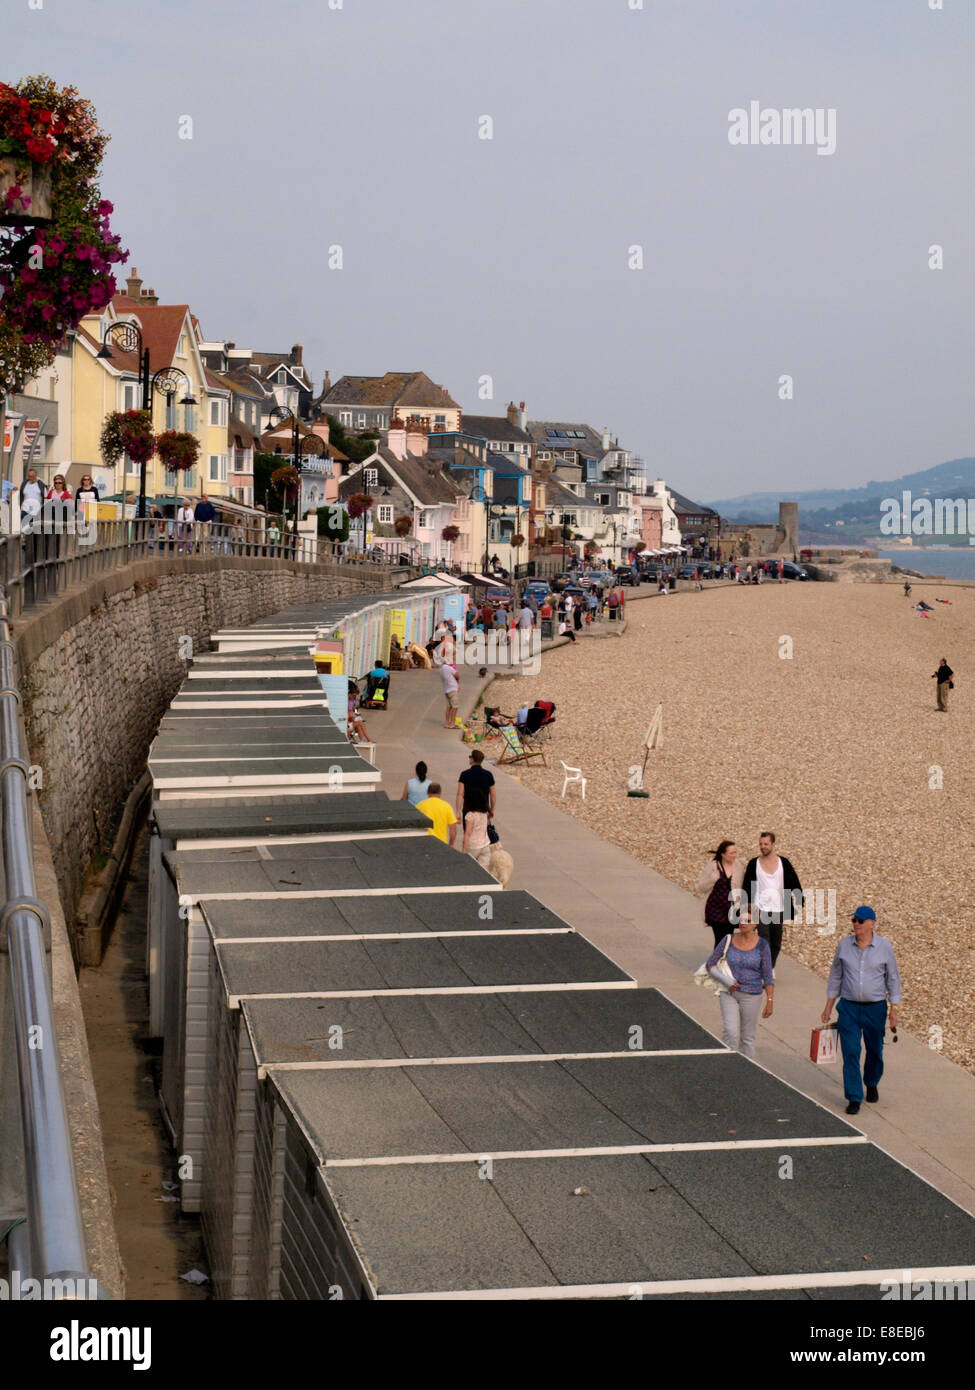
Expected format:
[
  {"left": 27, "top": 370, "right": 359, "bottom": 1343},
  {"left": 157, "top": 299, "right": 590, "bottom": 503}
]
[
  {"left": 558, "top": 617, "right": 576, "bottom": 642},
  {"left": 440, "top": 659, "right": 460, "bottom": 727},
  {"left": 401, "top": 760, "right": 432, "bottom": 806},
  {"left": 932, "top": 657, "right": 953, "bottom": 711},
  {"left": 821, "top": 907, "right": 901, "bottom": 1115},
  {"left": 697, "top": 840, "right": 738, "bottom": 946},
  {"left": 457, "top": 748, "right": 496, "bottom": 827},
  {"left": 705, "top": 909, "right": 774, "bottom": 1060},
  {"left": 461, "top": 786, "right": 494, "bottom": 872},
  {"left": 903, "top": 580, "right": 912, "bottom": 597},
  {"left": 735, "top": 831, "right": 803, "bottom": 967},
  {"left": 416, "top": 783, "right": 458, "bottom": 845}
]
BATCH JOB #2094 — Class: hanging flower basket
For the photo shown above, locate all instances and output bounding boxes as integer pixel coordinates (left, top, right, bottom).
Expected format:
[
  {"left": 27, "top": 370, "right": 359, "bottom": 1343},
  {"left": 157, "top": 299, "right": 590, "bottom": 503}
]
[
  {"left": 0, "top": 76, "right": 127, "bottom": 395},
  {"left": 510, "top": 533, "right": 526, "bottom": 548},
  {"left": 100, "top": 409, "right": 155, "bottom": 466},
  {"left": 346, "top": 492, "right": 374, "bottom": 520},
  {"left": 441, "top": 524, "right": 460, "bottom": 543},
  {"left": 394, "top": 514, "right": 413, "bottom": 537},
  {"left": 157, "top": 430, "right": 200, "bottom": 473},
  {"left": 270, "top": 463, "right": 300, "bottom": 497}
]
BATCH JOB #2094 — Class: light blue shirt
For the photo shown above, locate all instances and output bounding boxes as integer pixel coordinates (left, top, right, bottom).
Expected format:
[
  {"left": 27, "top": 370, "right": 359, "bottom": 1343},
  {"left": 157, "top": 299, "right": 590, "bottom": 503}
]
[
  {"left": 826, "top": 932, "right": 901, "bottom": 1004},
  {"left": 406, "top": 777, "right": 431, "bottom": 806}
]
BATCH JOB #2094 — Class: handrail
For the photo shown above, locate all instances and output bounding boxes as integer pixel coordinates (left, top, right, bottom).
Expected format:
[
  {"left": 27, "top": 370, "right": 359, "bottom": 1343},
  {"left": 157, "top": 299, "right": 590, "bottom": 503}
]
[
  {"left": 0, "top": 585, "right": 90, "bottom": 1290},
  {"left": 0, "top": 511, "right": 420, "bottom": 619}
]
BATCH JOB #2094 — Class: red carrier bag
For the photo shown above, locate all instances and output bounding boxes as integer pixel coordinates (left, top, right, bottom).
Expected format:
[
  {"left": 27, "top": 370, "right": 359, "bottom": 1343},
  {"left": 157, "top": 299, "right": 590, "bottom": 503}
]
[{"left": 810, "top": 1023, "right": 838, "bottom": 1064}]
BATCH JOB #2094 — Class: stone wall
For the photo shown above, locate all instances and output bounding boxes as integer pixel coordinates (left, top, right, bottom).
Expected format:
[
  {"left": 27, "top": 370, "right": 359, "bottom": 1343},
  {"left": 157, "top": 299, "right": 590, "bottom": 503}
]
[{"left": 15, "top": 557, "right": 390, "bottom": 938}]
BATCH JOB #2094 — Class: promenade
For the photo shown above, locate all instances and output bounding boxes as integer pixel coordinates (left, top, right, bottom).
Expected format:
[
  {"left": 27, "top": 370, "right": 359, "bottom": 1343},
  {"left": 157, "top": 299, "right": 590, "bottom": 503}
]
[{"left": 371, "top": 611, "right": 975, "bottom": 1218}]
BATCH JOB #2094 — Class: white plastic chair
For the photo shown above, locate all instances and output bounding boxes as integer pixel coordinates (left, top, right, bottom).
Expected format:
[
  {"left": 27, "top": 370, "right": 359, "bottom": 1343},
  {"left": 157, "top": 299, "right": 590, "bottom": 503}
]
[{"left": 560, "top": 760, "right": 586, "bottom": 800}]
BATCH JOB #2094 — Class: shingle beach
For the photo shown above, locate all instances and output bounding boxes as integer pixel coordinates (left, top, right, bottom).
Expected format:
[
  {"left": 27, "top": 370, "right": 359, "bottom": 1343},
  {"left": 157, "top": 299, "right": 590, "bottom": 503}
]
[{"left": 489, "top": 580, "right": 975, "bottom": 1070}]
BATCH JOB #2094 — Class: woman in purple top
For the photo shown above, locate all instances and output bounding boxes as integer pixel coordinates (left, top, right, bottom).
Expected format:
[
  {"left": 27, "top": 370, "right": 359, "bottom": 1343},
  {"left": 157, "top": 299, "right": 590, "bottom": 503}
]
[{"left": 705, "top": 909, "right": 774, "bottom": 1060}]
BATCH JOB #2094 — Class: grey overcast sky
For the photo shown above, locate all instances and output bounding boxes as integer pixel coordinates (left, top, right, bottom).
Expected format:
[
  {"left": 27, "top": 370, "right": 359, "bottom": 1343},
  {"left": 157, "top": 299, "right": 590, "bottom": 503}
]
[{"left": 6, "top": 0, "right": 974, "bottom": 502}]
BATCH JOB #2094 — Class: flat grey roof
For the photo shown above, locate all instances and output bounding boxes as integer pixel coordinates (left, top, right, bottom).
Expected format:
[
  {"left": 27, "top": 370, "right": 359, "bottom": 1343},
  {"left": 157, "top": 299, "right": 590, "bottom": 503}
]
[{"left": 154, "top": 793, "right": 424, "bottom": 840}]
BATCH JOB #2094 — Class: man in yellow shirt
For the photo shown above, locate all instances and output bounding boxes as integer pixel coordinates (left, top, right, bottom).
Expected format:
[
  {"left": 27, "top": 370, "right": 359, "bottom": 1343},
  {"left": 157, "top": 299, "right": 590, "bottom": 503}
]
[{"left": 416, "top": 783, "right": 458, "bottom": 846}]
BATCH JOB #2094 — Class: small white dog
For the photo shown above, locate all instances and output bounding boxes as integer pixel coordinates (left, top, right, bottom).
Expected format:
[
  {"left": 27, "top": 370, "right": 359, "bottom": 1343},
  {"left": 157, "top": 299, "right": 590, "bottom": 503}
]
[{"left": 488, "top": 845, "right": 513, "bottom": 889}]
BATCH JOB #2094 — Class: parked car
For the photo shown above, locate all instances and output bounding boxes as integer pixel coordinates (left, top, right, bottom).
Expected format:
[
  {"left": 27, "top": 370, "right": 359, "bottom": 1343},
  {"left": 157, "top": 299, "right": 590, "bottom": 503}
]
[
  {"left": 523, "top": 581, "right": 551, "bottom": 604},
  {"left": 614, "top": 566, "right": 637, "bottom": 586},
  {"left": 678, "top": 564, "right": 700, "bottom": 580},
  {"left": 782, "top": 561, "right": 808, "bottom": 580},
  {"left": 486, "top": 587, "right": 513, "bottom": 605}
]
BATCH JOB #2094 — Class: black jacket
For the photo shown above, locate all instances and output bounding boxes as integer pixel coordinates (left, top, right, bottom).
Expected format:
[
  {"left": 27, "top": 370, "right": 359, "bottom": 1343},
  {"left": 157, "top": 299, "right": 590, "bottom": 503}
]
[{"left": 740, "top": 854, "right": 803, "bottom": 920}]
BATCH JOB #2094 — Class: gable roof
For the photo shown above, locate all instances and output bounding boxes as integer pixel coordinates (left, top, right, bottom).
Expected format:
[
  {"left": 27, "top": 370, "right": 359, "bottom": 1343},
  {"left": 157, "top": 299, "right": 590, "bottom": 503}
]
[
  {"left": 668, "top": 488, "right": 718, "bottom": 517},
  {"left": 341, "top": 447, "right": 462, "bottom": 508},
  {"left": 320, "top": 371, "right": 460, "bottom": 411},
  {"left": 527, "top": 421, "right": 605, "bottom": 455}
]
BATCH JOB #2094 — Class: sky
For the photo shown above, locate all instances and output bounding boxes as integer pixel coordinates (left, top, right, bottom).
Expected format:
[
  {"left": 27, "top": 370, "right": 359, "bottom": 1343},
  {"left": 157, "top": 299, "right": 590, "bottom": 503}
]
[{"left": 6, "top": 0, "right": 974, "bottom": 503}]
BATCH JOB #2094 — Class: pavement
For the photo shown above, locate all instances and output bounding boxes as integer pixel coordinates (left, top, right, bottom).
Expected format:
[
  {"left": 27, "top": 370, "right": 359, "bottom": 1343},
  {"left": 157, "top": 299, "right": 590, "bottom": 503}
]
[{"left": 367, "top": 599, "right": 975, "bottom": 1219}]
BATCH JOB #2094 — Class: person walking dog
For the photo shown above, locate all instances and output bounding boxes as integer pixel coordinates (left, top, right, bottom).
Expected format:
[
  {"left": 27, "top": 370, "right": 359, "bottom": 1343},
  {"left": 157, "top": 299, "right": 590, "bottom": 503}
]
[{"left": 821, "top": 907, "right": 901, "bottom": 1115}]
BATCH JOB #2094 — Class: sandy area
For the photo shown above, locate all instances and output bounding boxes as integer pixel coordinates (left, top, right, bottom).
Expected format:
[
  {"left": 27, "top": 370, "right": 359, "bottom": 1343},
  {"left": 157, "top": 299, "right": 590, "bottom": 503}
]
[{"left": 488, "top": 580, "right": 975, "bottom": 1071}]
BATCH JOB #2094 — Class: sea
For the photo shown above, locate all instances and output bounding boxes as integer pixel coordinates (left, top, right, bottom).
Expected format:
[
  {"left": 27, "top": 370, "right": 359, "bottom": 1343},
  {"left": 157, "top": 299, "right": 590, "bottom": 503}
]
[{"left": 876, "top": 547, "right": 975, "bottom": 582}]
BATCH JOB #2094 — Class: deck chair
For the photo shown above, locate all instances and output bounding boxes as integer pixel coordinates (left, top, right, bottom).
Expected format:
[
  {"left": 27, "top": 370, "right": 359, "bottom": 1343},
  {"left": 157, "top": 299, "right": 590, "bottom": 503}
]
[{"left": 497, "top": 723, "right": 547, "bottom": 767}]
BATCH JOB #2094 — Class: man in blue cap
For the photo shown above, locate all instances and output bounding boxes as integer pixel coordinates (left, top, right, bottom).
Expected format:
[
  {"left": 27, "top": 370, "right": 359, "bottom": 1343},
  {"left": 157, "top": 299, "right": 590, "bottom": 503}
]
[{"left": 821, "top": 907, "right": 901, "bottom": 1115}]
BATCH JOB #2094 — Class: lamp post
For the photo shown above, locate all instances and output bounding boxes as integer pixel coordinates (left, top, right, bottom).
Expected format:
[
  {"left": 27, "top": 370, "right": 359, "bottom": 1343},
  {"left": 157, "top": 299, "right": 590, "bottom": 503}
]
[
  {"left": 150, "top": 367, "right": 197, "bottom": 517},
  {"left": 267, "top": 404, "right": 325, "bottom": 553}
]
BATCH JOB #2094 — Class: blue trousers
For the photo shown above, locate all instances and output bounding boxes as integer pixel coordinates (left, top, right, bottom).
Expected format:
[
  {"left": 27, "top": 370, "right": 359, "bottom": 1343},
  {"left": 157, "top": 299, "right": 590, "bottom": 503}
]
[{"left": 837, "top": 998, "right": 887, "bottom": 1103}]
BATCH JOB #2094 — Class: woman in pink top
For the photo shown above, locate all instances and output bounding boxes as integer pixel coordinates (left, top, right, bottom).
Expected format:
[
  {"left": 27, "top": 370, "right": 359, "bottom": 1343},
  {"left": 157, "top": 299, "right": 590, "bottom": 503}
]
[
  {"left": 47, "top": 474, "right": 72, "bottom": 501},
  {"left": 461, "top": 786, "right": 493, "bottom": 871}
]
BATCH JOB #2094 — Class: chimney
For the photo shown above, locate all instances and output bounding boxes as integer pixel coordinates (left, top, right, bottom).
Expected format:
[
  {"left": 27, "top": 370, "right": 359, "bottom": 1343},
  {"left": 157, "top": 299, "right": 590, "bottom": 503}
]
[
  {"left": 141, "top": 287, "right": 158, "bottom": 305},
  {"left": 602, "top": 425, "right": 611, "bottom": 451},
  {"left": 387, "top": 414, "right": 407, "bottom": 460},
  {"left": 506, "top": 402, "right": 519, "bottom": 426},
  {"left": 125, "top": 268, "right": 142, "bottom": 298},
  {"left": 406, "top": 414, "right": 428, "bottom": 457},
  {"left": 519, "top": 400, "right": 526, "bottom": 430},
  {"left": 291, "top": 344, "right": 303, "bottom": 365}
]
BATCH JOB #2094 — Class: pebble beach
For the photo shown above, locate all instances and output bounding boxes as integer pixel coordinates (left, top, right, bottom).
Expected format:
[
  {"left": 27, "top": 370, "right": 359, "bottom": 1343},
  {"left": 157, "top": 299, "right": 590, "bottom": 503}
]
[{"left": 490, "top": 580, "right": 975, "bottom": 1071}]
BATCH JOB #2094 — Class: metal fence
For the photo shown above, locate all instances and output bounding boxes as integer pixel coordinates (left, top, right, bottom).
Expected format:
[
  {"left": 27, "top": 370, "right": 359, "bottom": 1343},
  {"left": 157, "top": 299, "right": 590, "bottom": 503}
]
[
  {"left": 0, "top": 585, "right": 90, "bottom": 1293},
  {"left": 0, "top": 512, "right": 417, "bottom": 619}
]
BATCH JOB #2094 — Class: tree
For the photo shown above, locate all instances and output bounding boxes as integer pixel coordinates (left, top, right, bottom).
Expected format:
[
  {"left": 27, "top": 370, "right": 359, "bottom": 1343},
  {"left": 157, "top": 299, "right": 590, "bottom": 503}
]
[
  {"left": 314, "top": 505, "right": 350, "bottom": 542},
  {"left": 324, "top": 414, "right": 380, "bottom": 465},
  {"left": 253, "top": 453, "right": 280, "bottom": 511}
]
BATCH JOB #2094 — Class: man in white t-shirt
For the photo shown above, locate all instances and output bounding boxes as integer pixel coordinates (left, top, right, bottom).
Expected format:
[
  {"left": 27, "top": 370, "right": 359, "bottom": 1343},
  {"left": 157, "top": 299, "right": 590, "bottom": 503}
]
[
  {"left": 734, "top": 831, "right": 803, "bottom": 966},
  {"left": 440, "top": 660, "right": 459, "bottom": 728}
]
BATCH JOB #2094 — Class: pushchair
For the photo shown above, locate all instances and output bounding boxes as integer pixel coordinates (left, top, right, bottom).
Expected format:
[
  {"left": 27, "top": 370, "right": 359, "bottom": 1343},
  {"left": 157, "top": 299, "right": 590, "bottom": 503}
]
[{"left": 359, "top": 672, "right": 391, "bottom": 709}]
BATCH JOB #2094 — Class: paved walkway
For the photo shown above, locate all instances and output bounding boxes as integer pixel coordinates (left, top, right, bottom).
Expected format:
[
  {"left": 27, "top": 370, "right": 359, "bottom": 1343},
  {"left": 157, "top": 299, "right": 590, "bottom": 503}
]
[{"left": 368, "top": 638, "right": 975, "bottom": 1216}]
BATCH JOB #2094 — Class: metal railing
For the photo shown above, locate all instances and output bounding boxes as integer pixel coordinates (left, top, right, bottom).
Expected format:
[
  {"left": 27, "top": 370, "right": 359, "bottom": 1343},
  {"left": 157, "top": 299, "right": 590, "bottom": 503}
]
[
  {"left": 0, "top": 585, "right": 90, "bottom": 1291},
  {"left": 0, "top": 513, "right": 418, "bottom": 619}
]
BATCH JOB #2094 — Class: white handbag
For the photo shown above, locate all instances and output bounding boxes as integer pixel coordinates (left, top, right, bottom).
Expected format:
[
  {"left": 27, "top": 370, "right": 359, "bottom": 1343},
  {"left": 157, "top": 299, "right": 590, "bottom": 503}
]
[{"left": 694, "top": 933, "right": 736, "bottom": 994}]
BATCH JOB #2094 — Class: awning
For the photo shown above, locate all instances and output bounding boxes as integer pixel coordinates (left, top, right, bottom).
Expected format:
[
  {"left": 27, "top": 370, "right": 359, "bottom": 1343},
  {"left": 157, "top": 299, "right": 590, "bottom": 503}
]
[
  {"left": 398, "top": 574, "right": 469, "bottom": 590},
  {"left": 460, "top": 572, "right": 503, "bottom": 588}
]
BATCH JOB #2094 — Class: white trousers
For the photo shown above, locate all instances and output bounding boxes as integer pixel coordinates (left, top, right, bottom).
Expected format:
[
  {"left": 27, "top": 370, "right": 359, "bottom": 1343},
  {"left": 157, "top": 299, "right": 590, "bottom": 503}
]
[{"left": 718, "top": 990, "right": 764, "bottom": 1060}]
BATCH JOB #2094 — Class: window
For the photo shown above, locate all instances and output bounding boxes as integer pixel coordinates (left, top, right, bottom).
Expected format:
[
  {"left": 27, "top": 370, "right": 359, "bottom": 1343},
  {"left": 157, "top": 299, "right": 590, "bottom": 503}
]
[
  {"left": 177, "top": 334, "right": 187, "bottom": 358},
  {"left": 357, "top": 413, "right": 367, "bottom": 428},
  {"left": 363, "top": 468, "right": 378, "bottom": 489},
  {"left": 124, "top": 453, "right": 139, "bottom": 474},
  {"left": 538, "top": 451, "right": 550, "bottom": 461},
  {"left": 209, "top": 398, "right": 227, "bottom": 427},
  {"left": 208, "top": 455, "right": 227, "bottom": 482},
  {"left": 597, "top": 493, "right": 610, "bottom": 506},
  {"left": 419, "top": 510, "right": 434, "bottom": 529},
  {"left": 339, "top": 410, "right": 352, "bottom": 426},
  {"left": 275, "top": 369, "right": 288, "bottom": 385},
  {"left": 184, "top": 405, "right": 196, "bottom": 433},
  {"left": 377, "top": 504, "right": 393, "bottom": 524},
  {"left": 434, "top": 414, "right": 446, "bottom": 431},
  {"left": 166, "top": 468, "right": 196, "bottom": 490},
  {"left": 122, "top": 383, "right": 138, "bottom": 412}
]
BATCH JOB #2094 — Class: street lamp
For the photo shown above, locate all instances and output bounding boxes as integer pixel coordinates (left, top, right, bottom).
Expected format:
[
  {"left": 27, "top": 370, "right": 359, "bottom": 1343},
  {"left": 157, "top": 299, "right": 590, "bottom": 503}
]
[
  {"left": 98, "top": 325, "right": 198, "bottom": 518},
  {"left": 267, "top": 404, "right": 325, "bottom": 550},
  {"left": 150, "top": 367, "right": 196, "bottom": 514}
]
